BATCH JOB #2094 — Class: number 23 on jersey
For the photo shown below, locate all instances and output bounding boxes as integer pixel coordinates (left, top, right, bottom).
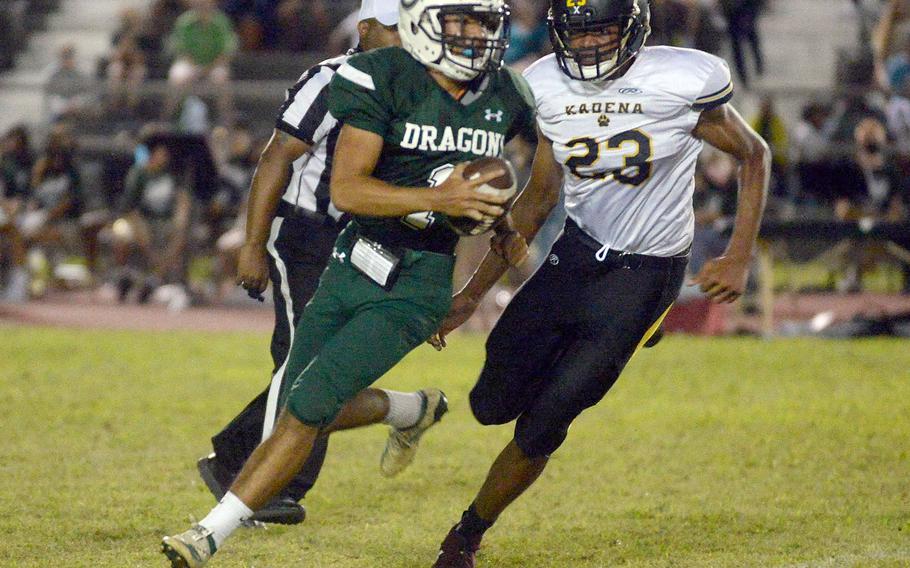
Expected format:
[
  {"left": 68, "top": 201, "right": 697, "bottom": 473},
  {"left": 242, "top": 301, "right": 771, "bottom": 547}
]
[{"left": 564, "top": 129, "right": 653, "bottom": 186}]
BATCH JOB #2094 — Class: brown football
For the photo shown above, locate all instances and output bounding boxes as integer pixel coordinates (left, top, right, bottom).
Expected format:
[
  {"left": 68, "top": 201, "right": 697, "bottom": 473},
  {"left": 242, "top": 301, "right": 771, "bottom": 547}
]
[{"left": 448, "top": 156, "right": 518, "bottom": 236}]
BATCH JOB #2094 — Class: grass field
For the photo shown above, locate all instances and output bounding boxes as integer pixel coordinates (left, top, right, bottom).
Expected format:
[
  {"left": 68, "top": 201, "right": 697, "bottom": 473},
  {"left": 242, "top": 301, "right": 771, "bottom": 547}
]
[{"left": 1, "top": 327, "right": 908, "bottom": 567}]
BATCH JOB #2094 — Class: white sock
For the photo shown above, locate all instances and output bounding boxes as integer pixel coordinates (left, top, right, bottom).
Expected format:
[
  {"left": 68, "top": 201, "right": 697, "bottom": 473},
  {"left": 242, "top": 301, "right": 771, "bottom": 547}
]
[
  {"left": 199, "top": 491, "right": 254, "bottom": 548},
  {"left": 382, "top": 390, "right": 424, "bottom": 429}
]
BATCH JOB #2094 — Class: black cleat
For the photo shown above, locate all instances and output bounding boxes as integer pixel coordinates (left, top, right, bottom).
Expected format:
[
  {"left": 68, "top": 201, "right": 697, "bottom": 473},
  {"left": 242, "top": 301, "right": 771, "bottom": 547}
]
[
  {"left": 196, "top": 454, "right": 306, "bottom": 525},
  {"left": 432, "top": 525, "right": 481, "bottom": 568},
  {"left": 196, "top": 454, "right": 231, "bottom": 501},
  {"left": 250, "top": 497, "right": 306, "bottom": 525}
]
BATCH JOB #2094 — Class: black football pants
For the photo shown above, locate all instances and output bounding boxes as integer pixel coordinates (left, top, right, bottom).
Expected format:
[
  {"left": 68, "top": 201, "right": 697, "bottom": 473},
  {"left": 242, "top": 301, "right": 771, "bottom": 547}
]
[
  {"left": 211, "top": 213, "right": 340, "bottom": 501},
  {"left": 470, "top": 218, "right": 688, "bottom": 458}
]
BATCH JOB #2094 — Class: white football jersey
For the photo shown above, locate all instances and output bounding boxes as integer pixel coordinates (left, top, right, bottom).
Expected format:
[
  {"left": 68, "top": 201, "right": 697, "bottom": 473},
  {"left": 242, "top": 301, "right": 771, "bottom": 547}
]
[{"left": 523, "top": 46, "right": 733, "bottom": 256}]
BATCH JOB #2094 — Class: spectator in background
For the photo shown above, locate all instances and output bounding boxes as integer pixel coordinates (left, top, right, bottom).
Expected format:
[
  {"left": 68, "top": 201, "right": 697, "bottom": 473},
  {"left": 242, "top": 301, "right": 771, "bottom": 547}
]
[
  {"left": 690, "top": 0, "right": 727, "bottom": 55},
  {"left": 844, "top": 117, "right": 906, "bottom": 221},
  {"left": 0, "top": 129, "right": 30, "bottom": 302},
  {"left": 832, "top": 118, "right": 908, "bottom": 291},
  {"left": 166, "top": 0, "right": 237, "bottom": 125},
  {"left": 648, "top": 0, "right": 697, "bottom": 47},
  {"left": 21, "top": 126, "right": 84, "bottom": 295},
  {"left": 136, "top": 0, "right": 187, "bottom": 56},
  {"left": 45, "top": 44, "right": 96, "bottom": 123},
  {"left": 275, "top": 0, "right": 332, "bottom": 52},
  {"left": 222, "top": 0, "right": 281, "bottom": 50},
  {"left": 504, "top": 0, "right": 548, "bottom": 70},
  {"left": 720, "top": 0, "right": 765, "bottom": 87},
  {"left": 750, "top": 95, "right": 790, "bottom": 206},
  {"left": 107, "top": 8, "right": 148, "bottom": 113},
  {"left": 691, "top": 150, "right": 738, "bottom": 274},
  {"left": 791, "top": 101, "right": 838, "bottom": 204},
  {"left": 1, "top": 126, "right": 34, "bottom": 194},
  {"left": 110, "top": 141, "right": 192, "bottom": 304}
]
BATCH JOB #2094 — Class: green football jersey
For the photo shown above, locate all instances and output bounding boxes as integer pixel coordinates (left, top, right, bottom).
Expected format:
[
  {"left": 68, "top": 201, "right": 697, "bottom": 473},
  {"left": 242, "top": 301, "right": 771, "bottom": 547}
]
[{"left": 328, "top": 46, "right": 536, "bottom": 254}]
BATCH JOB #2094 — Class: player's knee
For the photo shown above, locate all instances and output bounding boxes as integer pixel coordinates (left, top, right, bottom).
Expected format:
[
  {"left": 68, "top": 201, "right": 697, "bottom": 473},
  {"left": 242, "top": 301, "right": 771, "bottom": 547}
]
[
  {"left": 514, "top": 417, "right": 568, "bottom": 458},
  {"left": 470, "top": 392, "right": 513, "bottom": 426},
  {"left": 284, "top": 372, "right": 343, "bottom": 428},
  {"left": 469, "top": 368, "right": 523, "bottom": 426}
]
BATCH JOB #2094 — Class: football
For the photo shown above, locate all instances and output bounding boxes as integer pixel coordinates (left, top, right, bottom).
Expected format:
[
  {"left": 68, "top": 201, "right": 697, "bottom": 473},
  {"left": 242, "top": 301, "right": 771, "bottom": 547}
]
[{"left": 447, "top": 156, "right": 518, "bottom": 236}]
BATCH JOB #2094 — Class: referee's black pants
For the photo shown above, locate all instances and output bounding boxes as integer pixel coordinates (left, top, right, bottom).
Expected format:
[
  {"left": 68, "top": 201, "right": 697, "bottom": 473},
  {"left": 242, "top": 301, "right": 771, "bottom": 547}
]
[
  {"left": 211, "top": 212, "right": 340, "bottom": 501},
  {"left": 470, "top": 218, "right": 688, "bottom": 458}
]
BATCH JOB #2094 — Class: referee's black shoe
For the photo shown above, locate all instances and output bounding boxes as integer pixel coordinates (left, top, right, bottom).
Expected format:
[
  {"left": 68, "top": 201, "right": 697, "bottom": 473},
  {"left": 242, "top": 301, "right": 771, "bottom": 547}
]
[{"left": 197, "top": 454, "right": 307, "bottom": 525}]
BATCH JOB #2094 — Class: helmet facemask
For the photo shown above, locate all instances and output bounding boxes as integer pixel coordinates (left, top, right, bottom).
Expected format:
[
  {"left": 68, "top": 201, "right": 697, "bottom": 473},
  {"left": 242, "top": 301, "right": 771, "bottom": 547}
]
[
  {"left": 401, "top": 1, "right": 511, "bottom": 82},
  {"left": 548, "top": 0, "right": 649, "bottom": 81}
]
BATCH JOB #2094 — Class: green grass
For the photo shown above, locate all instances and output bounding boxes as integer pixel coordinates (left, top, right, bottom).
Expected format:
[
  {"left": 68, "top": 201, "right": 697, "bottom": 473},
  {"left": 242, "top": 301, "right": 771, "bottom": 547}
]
[{"left": 1, "top": 327, "right": 908, "bottom": 567}]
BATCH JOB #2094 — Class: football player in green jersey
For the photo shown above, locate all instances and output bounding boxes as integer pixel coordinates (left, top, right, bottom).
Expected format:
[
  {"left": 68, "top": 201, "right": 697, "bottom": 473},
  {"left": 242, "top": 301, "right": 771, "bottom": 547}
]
[{"left": 161, "top": 0, "right": 536, "bottom": 566}]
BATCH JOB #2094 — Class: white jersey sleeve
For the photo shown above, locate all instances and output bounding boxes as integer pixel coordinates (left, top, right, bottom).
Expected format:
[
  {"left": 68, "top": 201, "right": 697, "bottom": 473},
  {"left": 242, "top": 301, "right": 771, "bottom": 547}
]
[
  {"left": 692, "top": 54, "right": 734, "bottom": 112},
  {"left": 524, "top": 47, "right": 735, "bottom": 257}
]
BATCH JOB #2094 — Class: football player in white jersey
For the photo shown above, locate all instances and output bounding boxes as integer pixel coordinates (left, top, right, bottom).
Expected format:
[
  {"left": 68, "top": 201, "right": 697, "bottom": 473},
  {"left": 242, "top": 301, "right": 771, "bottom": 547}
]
[{"left": 430, "top": 0, "right": 770, "bottom": 565}]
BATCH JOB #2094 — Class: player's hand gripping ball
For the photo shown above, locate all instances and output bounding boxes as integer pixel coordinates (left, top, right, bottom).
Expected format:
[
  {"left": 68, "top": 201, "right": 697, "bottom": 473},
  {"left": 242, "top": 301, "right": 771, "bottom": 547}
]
[{"left": 447, "top": 156, "right": 518, "bottom": 236}]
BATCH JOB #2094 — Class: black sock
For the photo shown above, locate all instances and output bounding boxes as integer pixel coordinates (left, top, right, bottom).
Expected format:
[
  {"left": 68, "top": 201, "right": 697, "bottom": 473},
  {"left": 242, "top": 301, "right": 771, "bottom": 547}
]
[{"left": 455, "top": 503, "right": 493, "bottom": 539}]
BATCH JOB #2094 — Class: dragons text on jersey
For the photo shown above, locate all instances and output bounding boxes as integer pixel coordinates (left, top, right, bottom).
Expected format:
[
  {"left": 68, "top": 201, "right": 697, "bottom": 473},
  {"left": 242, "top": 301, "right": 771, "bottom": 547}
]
[
  {"left": 399, "top": 123, "right": 506, "bottom": 156},
  {"left": 328, "top": 46, "right": 536, "bottom": 254}
]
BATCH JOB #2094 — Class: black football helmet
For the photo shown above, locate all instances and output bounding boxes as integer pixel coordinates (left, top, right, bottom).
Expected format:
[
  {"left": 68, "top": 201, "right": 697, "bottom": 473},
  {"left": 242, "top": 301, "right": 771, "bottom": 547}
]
[{"left": 548, "top": 0, "right": 651, "bottom": 81}]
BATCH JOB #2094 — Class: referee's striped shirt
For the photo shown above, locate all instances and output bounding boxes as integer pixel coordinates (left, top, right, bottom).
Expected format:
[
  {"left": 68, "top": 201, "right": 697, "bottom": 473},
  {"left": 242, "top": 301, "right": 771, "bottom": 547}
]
[{"left": 275, "top": 51, "right": 357, "bottom": 221}]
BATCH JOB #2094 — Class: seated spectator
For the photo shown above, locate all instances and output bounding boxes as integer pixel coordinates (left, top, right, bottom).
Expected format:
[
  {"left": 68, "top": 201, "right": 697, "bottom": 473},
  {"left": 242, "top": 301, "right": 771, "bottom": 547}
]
[
  {"left": 21, "top": 126, "right": 85, "bottom": 295},
  {"left": 45, "top": 45, "right": 97, "bottom": 124},
  {"left": 833, "top": 118, "right": 908, "bottom": 291},
  {"left": 504, "top": 0, "right": 548, "bottom": 70},
  {"left": 2, "top": 125, "right": 34, "bottom": 193},
  {"left": 691, "top": 149, "right": 738, "bottom": 274},
  {"left": 109, "top": 141, "right": 192, "bottom": 304},
  {"left": 839, "top": 118, "right": 906, "bottom": 221},
  {"left": 107, "top": 8, "right": 148, "bottom": 113},
  {"left": 166, "top": 0, "right": 237, "bottom": 125},
  {"left": 791, "top": 101, "right": 839, "bottom": 204},
  {"left": 199, "top": 125, "right": 252, "bottom": 257},
  {"left": 0, "top": 129, "right": 30, "bottom": 302}
]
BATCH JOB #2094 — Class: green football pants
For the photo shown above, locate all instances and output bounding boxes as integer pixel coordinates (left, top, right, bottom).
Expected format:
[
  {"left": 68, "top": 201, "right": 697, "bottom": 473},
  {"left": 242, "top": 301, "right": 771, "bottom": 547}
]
[{"left": 278, "top": 225, "right": 455, "bottom": 427}]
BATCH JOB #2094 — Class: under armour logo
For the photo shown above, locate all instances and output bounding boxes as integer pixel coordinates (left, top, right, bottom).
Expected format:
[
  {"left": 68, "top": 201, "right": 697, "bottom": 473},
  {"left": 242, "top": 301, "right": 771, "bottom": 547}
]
[
  {"left": 572, "top": 6, "right": 582, "bottom": 13},
  {"left": 484, "top": 109, "right": 503, "bottom": 122},
  {"left": 332, "top": 249, "right": 346, "bottom": 263},
  {"left": 548, "top": 254, "right": 559, "bottom": 265}
]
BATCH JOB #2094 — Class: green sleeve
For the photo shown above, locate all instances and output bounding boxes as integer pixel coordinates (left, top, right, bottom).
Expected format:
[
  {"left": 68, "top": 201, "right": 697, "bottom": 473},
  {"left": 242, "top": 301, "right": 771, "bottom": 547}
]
[
  {"left": 504, "top": 67, "right": 537, "bottom": 141},
  {"left": 328, "top": 52, "right": 392, "bottom": 138}
]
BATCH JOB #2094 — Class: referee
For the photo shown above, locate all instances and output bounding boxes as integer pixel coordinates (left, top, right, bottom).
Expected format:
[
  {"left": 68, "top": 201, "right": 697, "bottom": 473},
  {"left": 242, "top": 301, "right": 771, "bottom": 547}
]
[{"left": 197, "top": 0, "right": 402, "bottom": 525}]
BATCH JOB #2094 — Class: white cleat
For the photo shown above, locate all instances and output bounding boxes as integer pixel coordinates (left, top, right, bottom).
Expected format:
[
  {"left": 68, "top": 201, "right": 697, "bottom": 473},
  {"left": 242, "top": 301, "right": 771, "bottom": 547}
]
[
  {"left": 380, "top": 388, "right": 448, "bottom": 477},
  {"left": 161, "top": 525, "right": 217, "bottom": 567}
]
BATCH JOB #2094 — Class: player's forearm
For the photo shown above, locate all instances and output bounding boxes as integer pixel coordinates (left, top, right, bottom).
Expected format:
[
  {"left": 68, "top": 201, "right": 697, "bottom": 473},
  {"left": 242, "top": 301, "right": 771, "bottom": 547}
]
[
  {"left": 459, "top": 177, "right": 559, "bottom": 302},
  {"left": 331, "top": 174, "right": 434, "bottom": 217},
  {"left": 725, "top": 142, "right": 770, "bottom": 260},
  {"left": 244, "top": 151, "right": 293, "bottom": 248}
]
